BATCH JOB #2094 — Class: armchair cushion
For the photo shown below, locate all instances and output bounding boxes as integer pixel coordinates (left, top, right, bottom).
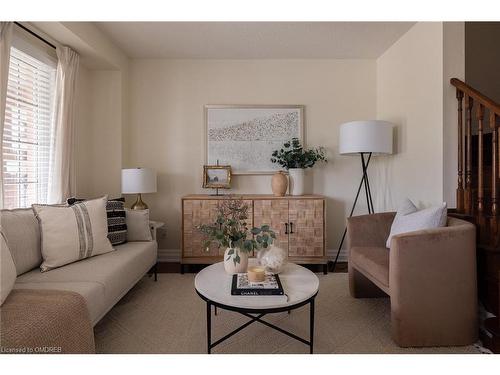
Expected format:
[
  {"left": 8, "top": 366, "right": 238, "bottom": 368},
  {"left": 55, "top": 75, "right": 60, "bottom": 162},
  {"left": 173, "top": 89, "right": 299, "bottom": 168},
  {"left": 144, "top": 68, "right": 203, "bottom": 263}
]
[{"left": 350, "top": 246, "right": 390, "bottom": 292}]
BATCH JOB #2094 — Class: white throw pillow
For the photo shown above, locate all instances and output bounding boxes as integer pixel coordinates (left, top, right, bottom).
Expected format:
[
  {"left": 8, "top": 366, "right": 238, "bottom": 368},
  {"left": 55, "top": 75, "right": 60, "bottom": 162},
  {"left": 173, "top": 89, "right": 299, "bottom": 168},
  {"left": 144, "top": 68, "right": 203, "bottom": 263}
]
[
  {"left": 1, "top": 233, "right": 17, "bottom": 305},
  {"left": 125, "top": 209, "right": 152, "bottom": 242},
  {"left": 33, "top": 196, "right": 114, "bottom": 272},
  {"left": 386, "top": 199, "right": 447, "bottom": 248}
]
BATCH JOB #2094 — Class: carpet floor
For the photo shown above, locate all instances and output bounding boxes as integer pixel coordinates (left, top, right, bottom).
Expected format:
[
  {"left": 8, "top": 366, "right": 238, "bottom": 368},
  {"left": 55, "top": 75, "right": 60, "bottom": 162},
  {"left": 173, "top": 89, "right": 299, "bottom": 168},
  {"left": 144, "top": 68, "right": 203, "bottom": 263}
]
[{"left": 94, "top": 272, "right": 480, "bottom": 354}]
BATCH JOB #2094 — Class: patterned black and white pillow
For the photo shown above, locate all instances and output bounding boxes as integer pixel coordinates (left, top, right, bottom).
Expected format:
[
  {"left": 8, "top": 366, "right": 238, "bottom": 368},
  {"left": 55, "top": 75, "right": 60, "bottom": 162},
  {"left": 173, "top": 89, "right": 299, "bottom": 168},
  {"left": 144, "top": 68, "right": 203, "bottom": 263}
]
[{"left": 67, "top": 197, "right": 127, "bottom": 246}]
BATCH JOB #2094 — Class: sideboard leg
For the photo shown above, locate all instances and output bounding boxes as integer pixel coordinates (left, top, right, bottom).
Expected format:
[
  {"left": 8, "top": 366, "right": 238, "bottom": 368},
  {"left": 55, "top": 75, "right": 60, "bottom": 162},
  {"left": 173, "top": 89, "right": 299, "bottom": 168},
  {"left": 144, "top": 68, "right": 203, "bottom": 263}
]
[
  {"left": 323, "top": 264, "right": 328, "bottom": 275},
  {"left": 180, "top": 264, "right": 184, "bottom": 274}
]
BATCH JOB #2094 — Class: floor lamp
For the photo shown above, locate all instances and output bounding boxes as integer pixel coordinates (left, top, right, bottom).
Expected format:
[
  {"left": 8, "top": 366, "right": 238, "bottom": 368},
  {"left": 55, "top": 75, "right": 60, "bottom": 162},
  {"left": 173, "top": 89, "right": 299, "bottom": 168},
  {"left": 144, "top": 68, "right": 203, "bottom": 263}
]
[{"left": 330, "top": 120, "right": 393, "bottom": 272}]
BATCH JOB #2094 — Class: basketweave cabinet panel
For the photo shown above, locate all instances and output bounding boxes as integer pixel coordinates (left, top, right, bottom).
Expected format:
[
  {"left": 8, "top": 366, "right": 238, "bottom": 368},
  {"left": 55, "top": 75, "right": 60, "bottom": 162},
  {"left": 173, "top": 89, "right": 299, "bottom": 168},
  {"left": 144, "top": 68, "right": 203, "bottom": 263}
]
[
  {"left": 182, "top": 198, "right": 253, "bottom": 258},
  {"left": 181, "top": 195, "right": 326, "bottom": 265},
  {"left": 253, "top": 199, "right": 290, "bottom": 250},
  {"left": 288, "top": 199, "right": 325, "bottom": 257}
]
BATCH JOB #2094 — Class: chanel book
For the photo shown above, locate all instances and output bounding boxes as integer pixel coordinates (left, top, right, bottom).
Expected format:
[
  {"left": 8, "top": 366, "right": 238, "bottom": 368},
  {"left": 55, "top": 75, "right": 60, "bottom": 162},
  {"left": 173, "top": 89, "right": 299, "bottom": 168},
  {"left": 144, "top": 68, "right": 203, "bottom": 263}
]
[{"left": 231, "top": 273, "right": 284, "bottom": 296}]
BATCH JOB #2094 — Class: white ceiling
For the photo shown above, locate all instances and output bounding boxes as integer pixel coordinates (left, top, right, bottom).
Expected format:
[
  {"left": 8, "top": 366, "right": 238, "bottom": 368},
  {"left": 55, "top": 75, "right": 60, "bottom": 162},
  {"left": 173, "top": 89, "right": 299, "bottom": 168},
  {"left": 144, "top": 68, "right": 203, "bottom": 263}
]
[{"left": 94, "top": 22, "right": 415, "bottom": 59}]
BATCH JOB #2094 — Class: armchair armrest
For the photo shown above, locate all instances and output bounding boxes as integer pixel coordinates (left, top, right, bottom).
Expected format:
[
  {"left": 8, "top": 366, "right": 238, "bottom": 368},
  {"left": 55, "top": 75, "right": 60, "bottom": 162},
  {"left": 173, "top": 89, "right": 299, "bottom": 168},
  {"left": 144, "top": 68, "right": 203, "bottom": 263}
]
[
  {"left": 389, "top": 218, "right": 477, "bottom": 346},
  {"left": 347, "top": 212, "right": 395, "bottom": 248}
]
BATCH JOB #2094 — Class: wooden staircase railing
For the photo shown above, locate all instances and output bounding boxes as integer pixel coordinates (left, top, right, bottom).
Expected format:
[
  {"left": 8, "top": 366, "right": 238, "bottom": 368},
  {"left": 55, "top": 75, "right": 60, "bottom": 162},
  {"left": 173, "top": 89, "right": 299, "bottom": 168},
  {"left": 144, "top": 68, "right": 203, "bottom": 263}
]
[
  {"left": 451, "top": 78, "right": 500, "bottom": 217},
  {"left": 451, "top": 78, "right": 500, "bottom": 353}
]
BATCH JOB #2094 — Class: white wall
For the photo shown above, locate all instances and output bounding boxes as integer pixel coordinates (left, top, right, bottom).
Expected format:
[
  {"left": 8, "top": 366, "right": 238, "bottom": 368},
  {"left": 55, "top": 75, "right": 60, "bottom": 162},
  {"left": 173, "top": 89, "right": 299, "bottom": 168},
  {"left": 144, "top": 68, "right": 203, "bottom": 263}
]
[
  {"left": 375, "top": 22, "right": 446, "bottom": 210},
  {"left": 443, "top": 22, "right": 465, "bottom": 207},
  {"left": 75, "top": 69, "right": 123, "bottom": 198},
  {"left": 465, "top": 22, "right": 500, "bottom": 104},
  {"left": 71, "top": 21, "right": 466, "bottom": 263},
  {"left": 127, "top": 59, "right": 376, "bottom": 258}
]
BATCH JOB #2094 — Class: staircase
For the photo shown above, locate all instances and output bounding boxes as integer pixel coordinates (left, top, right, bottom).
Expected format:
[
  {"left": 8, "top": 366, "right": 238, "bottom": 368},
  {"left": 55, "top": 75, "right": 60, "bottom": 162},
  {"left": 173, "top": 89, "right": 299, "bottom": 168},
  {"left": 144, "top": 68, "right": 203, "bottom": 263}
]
[{"left": 449, "top": 78, "right": 500, "bottom": 352}]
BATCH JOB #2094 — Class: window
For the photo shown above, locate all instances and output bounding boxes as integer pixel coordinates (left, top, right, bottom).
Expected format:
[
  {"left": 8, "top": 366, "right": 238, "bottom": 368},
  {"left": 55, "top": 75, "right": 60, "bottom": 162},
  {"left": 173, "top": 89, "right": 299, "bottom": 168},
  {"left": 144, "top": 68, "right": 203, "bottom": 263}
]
[{"left": 2, "top": 47, "right": 56, "bottom": 209}]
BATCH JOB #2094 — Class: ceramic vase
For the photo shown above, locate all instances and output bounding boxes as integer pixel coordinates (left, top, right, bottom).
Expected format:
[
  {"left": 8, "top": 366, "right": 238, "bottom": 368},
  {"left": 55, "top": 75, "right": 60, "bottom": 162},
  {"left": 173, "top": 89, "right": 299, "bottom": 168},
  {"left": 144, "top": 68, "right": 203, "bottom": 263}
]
[
  {"left": 223, "top": 247, "right": 248, "bottom": 274},
  {"left": 257, "top": 245, "right": 288, "bottom": 274},
  {"left": 288, "top": 168, "right": 305, "bottom": 196},
  {"left": 271, "top": 171, "right": 288, "bottom": 196}
]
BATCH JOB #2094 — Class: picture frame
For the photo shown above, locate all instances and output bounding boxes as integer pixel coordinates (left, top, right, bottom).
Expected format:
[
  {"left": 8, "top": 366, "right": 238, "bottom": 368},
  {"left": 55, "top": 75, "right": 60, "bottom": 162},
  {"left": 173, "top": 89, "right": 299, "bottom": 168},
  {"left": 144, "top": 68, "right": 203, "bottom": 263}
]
[
  {"left": 205, "top": 105, "right": 305, "bottom": 175},
  {"left": 202, "top": 165, "right": 232, "bottom": 189}
]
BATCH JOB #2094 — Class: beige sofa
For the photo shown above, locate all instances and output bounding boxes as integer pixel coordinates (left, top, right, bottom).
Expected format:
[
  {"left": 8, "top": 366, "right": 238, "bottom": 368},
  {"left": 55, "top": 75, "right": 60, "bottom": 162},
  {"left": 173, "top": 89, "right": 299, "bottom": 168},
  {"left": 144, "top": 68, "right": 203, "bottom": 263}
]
[
  {"left": 1, "top": 207, "right": 158, "bottom": 326},
  {"left": 347, "top": 212, "right": 478, "bottom": 347}
]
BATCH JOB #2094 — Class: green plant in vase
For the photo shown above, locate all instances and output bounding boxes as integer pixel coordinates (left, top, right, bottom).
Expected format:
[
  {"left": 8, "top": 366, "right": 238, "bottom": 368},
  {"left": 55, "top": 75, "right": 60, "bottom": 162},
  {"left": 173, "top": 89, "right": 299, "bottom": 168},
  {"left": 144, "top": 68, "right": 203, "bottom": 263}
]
[
  {"left": 197, "top": 198, "right": 276, "bottom": 274},
  {"left": 271, "top": 137, "right": 327, "bottom": 195}
]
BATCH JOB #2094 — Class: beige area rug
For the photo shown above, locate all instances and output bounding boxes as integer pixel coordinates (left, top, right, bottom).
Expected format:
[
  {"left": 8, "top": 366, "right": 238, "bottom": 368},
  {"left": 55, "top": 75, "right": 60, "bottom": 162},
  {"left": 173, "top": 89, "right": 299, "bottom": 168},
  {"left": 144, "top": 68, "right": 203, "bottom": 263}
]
[{"left": 94, "top": 272, "right": 480, "bottom": 354}]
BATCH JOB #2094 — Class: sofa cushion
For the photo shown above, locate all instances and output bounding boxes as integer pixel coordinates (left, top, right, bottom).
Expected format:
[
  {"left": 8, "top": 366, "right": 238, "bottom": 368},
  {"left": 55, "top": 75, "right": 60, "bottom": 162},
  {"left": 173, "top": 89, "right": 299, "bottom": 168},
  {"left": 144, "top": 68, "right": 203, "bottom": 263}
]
[
  {"left": 0, "top": 208, "right": 41, "bottom": 275},
  {"left": 1, "top": 233, "right": 17, "bottom": 305},
  {"left": 350, "top": 246, "right": 390, "bottom": 290},
  {"left": 14, "top": 240, "right": 157, "bottom": 325},
  {"left": 33, "top": 196, "right": 115, "bottom": 272},
  {"left": 125, "top": 208, "right": 152, "bottom": 241},
  {"left": 68, "top": 197, "right": 127, "bottom": 246}
]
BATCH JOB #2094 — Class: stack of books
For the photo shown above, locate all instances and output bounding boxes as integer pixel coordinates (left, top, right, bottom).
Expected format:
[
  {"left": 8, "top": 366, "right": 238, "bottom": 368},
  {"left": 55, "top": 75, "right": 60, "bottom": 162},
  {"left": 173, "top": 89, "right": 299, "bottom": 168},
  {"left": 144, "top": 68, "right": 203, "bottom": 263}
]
[{"left": 231, "top": 273, "right": 284, "bottom": 296}]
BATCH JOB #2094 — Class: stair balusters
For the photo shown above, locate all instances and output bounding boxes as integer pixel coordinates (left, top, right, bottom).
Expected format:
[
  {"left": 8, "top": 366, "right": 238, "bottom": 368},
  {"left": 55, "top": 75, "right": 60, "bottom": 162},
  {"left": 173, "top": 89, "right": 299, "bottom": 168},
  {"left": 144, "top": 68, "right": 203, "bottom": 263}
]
[
  {"left": 477, "top": 104, "right": 485, "bottom": 214},
  {"left": 465, "top": 95, "right": 473, "bottom": 215},
  {"left": 457, "top": 89, "right": 464, "bottom": 212},
  {"left": 452, "top": 78, "right": 500, "bottom": 217},
  {"left": 493, "top": 112, "right": 499, "bottom": 216}
]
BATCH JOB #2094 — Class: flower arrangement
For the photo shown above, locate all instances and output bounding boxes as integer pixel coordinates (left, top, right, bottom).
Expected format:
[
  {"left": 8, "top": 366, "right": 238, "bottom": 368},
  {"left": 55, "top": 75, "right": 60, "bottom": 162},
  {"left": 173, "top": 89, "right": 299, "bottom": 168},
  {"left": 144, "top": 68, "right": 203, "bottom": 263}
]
[
  {"left": 271, "top": 138, "right": 327, "bottom": 169},
  {"left": 197, "top": 198, "right": 276, "bottom": 265}
]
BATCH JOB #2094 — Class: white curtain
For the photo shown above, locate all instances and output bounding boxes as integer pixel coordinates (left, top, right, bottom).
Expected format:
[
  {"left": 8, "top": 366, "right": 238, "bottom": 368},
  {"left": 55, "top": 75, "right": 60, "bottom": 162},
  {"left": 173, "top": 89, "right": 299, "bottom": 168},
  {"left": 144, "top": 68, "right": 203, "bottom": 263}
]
[
  {"left": 48, "top": 46, "right": 79, "bottom": 204},
  {"left": 0, "top": 22, "right": 14, "bottom": 209}
]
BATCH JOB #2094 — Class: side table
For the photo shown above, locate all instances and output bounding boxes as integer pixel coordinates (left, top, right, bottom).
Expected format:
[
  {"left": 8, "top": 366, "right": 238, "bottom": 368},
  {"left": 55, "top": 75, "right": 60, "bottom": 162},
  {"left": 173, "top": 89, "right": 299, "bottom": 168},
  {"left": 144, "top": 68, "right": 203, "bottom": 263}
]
[{"left": 149, "top": 220, "right": 165, "bottom": 281}]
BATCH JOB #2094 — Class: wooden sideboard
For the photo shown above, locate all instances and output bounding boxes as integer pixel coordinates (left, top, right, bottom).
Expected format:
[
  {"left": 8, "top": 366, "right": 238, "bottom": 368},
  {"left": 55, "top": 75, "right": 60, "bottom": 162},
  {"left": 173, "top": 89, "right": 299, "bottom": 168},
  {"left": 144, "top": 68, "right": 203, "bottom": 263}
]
[{"left": 181, "top": 194, "right": 327, "bottom": 272}]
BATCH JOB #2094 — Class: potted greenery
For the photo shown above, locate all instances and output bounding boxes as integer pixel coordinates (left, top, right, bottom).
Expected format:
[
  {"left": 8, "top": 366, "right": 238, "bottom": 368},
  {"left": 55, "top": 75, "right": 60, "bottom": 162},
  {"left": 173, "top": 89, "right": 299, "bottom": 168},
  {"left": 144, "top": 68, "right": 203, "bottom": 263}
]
[
  {"left": 197, "top": 198, "right": 276, "bottom": 274},
  {"left": 271, "top": 138, "right": 327, "bottom": 195}
]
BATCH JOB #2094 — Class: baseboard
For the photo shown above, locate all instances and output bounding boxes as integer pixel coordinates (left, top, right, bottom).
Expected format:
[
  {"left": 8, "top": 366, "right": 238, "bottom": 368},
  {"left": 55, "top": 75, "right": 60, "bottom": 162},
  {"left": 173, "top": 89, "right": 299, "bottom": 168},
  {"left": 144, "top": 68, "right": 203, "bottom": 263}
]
[
  {"left": 158, "top": 248, "right": 181, "bottom": 263},
  {"left": 158, "top": 248, "right": 348, "bottom": 263},
  {"left": 327, "top": 248, "right": 348, "bottom": 263}
]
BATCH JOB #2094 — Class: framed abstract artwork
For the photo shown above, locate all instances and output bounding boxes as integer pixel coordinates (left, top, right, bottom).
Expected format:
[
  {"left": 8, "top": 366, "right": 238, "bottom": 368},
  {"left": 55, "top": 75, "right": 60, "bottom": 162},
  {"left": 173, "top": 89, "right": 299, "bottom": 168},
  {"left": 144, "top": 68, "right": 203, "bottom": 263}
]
[{"left": 205, "top": 105, "right": 304, "bottom": 175}]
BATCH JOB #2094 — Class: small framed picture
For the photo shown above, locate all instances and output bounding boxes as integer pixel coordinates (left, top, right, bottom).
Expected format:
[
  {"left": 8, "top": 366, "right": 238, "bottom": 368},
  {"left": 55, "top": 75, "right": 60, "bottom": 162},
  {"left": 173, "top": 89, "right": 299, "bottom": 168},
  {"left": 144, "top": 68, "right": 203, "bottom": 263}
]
[{"left": 203, "top": 165, "right": 232, "bottom": 189}]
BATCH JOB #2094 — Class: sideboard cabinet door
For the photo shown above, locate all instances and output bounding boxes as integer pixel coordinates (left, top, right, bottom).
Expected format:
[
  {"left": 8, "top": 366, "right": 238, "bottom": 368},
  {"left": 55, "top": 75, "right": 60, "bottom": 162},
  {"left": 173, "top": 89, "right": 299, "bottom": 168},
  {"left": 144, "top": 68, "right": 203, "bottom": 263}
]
[
  {"left": 253, "top": 199, "right": 289, "bottom": 250},
  {"left": 183, "top": 199, "right": 254, "bottom": 258},
  {"left": 288, "top": 199, "right": 325, "bottom": 257},
  {"left": 183, "top": 199, "right": 221, "bottom": 257}
]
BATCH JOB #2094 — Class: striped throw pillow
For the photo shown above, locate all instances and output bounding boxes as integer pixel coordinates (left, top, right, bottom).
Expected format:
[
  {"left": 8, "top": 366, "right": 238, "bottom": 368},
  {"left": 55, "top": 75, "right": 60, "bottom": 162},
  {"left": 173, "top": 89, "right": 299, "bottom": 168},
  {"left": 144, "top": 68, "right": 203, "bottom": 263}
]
[
  {"left": 33, "top": 197, "right": 114, "bottom": 272},
  {"left": 68, "top": 197, "right": 127, "bottom": 246}
]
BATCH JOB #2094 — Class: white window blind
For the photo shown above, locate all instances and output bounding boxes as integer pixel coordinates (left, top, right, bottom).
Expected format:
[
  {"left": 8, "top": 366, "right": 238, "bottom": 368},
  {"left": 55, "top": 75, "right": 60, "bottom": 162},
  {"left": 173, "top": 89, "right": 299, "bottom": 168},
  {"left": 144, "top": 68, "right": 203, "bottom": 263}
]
[{"left": 2, "top": 47, "right": 56, "bottom": 209}]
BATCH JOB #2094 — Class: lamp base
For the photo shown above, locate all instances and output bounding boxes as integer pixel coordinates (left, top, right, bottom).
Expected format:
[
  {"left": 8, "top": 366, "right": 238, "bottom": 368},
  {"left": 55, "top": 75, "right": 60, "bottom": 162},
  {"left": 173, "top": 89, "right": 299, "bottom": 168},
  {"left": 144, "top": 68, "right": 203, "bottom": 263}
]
[
  {"left": 329, "top": 152, "right": 374, "bottom": 272},
  {"left": 131, "top": 193, "right": 149, "bottom": 210}
]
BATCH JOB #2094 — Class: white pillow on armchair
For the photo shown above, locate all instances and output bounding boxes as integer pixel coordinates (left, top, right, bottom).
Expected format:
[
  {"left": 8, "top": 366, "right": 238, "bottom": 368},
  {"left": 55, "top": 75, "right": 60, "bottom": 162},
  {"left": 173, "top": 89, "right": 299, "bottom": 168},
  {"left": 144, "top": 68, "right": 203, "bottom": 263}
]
[
  {"left": 386, "top": 198, "right": 448, "bottom": 248},
  {"left": 125, "top": 209, "right": 153, "bottom": 241}
]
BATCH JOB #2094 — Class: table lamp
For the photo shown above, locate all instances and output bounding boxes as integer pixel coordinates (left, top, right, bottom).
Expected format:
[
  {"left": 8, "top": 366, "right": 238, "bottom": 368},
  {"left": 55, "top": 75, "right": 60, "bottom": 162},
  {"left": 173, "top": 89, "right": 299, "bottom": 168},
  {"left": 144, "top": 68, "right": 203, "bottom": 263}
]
[
  {"left": 331, "top": 120, "right": 394, "bottom": 271},
  {"left": 121, "top": 168, "right": 157, "bottom": 210}
]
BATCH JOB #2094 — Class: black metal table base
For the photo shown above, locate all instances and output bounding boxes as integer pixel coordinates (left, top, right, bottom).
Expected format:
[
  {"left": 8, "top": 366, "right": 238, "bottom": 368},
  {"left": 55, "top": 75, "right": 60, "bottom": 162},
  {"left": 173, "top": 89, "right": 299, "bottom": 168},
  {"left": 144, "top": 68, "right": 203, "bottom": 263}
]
[{"left": 201, "top": 294, "right": 316, "bottom": 354}]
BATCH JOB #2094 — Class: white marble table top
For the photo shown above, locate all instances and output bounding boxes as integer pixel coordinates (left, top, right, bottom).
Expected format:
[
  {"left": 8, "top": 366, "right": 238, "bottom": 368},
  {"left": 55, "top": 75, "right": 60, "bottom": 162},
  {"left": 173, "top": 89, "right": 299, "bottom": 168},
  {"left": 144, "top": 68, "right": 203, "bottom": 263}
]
[{"left": 194, "top": 259, "right": 319, "bottom": 310}]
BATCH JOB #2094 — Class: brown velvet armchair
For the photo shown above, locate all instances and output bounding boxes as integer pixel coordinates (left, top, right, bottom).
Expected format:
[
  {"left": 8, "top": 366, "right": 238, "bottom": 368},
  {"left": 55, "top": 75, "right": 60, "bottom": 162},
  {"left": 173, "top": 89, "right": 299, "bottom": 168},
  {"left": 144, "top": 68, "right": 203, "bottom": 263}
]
[{"left": 347, "top": 212, "right": 478, "bottom": 347}]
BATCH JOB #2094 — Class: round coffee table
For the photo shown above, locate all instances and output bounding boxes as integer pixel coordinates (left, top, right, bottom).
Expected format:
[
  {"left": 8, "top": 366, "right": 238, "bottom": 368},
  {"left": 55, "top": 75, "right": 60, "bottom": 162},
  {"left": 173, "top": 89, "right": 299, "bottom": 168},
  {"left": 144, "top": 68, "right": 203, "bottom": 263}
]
[{"left": 195, "top": 260, "right": 319, "bottom": 353}]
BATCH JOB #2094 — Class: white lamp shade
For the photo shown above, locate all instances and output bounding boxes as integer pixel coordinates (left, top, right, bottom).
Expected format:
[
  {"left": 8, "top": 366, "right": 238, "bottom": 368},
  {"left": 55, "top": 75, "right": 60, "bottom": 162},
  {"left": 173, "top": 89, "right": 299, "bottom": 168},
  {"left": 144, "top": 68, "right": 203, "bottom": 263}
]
[
  {"left": 339, "top": 120, "right": 394, "bottom": 155},
  {"left": 121, "top": 168, "right": 157, "bottom": 194}
]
